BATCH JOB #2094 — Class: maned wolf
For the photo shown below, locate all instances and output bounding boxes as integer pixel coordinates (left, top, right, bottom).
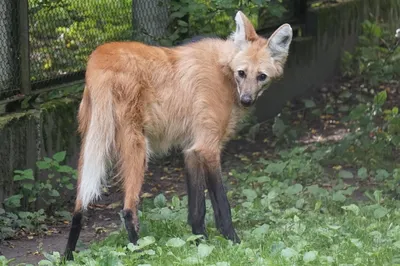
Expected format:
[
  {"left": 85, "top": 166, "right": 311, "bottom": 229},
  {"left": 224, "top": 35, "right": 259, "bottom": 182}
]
[{"left": 64, "top": 11, "right": 293, "bottom": 260}]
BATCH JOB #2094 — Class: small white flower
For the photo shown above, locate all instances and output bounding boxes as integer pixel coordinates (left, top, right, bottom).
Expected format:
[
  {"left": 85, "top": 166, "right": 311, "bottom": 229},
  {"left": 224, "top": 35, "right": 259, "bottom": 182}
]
[{"left": 396, "top": 28, "right": 400, "bottom": 39}]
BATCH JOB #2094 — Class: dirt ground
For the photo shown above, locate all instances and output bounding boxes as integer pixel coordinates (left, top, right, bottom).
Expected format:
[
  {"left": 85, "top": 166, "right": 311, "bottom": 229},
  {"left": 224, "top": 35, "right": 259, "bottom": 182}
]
[{"left": 1, "top": 75, "right": 398, "bottom": 265}]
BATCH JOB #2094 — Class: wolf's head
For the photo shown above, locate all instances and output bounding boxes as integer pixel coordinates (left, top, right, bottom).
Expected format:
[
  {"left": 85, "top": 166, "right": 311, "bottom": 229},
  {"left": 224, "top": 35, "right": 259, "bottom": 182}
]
[{"left": 229, "top": 11, "right": 293, "bottom": 107}]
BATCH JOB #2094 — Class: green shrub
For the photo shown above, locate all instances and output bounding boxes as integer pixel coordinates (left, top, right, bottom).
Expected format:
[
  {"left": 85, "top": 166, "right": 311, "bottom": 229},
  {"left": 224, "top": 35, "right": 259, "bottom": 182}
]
[
  {"left": 0, "top": 151, "right": 76, "bottom": 240},
  {"left": 341, "top": 20, "right": 400, "bottom": 86}
]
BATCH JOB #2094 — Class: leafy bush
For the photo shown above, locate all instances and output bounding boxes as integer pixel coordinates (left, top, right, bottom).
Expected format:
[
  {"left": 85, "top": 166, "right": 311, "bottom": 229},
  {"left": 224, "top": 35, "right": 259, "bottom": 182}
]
[
  {"left": 0, "top": 151, "right": 76, "bottom": 240},
  {"left": 341, "top": 20, "right": 400, "bottom": 86},
  {"left": 351, "top": 90, "right": 399, "bottom": 142},
  {"left": 164, "top": 0, "right": 286, "bottom": 45},
  {"left": 328, "top": 89, "right": 400, "bottom": 169}
]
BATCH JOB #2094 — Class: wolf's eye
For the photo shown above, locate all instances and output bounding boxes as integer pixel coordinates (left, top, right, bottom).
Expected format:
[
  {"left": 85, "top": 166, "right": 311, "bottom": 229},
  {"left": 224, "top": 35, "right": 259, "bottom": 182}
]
[
  {"left": 257, "top": 73, "right": 267, "bottom": 82},
  {"left": 238, "top": 70, "right": 246, "bottom": 78}
]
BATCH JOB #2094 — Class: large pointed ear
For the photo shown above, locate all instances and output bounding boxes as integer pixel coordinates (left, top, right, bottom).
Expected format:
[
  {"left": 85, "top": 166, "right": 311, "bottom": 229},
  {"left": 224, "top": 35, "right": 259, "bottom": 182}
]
[
  {"left": 231, "top": 11, "right": 258, "bottom": 48},
  {"left": 267, "top": 24, "right": 293, "bottom": 64}
]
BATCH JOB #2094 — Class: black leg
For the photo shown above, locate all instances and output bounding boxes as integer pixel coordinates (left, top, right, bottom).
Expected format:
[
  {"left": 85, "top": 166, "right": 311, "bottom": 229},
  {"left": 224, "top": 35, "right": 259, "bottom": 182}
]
[
  {"left": 184, "top": 151, "right": 208, "bottom": 239},
  {"left": 207, "top": 189, "right": 223, "bottom": 231},
  {"left": 64, "top": 212, "right": 83, "bottom": 261},
  {"left": 205, "top": 166, "right": 240, "bottom": 243},
  {"left": 122, "top": 209, "right": 139, "bottom": 244}
]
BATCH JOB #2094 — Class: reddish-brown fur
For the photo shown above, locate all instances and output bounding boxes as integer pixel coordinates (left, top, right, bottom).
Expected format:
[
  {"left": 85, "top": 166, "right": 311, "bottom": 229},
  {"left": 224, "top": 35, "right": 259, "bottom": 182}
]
[{"left": 65, "top": 11, "right": 293, "bottom": 260}]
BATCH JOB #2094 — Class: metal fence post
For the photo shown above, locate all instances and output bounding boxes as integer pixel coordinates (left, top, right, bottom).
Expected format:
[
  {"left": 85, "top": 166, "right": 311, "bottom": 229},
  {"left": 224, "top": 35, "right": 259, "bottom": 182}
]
[
  {"left": 0, "top": 0, "right": 14, "bottom": 95},
  {"left": 19, "top": 0, "right": 31, "bottom": 95}
]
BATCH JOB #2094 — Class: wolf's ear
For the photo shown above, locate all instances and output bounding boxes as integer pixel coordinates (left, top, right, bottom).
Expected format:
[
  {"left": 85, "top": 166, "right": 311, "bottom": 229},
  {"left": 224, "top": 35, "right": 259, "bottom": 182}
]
[
  {"left": 267, "top": 24, "right": 293, "bottom": 64},
  {"left": 232, "top": 11, "right": 257, "bottom": 48}
]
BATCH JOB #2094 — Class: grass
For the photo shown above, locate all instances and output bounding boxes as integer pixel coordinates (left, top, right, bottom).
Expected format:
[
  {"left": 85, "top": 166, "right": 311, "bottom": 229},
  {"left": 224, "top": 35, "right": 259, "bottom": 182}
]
[
  {"left": 3, "top": 87, "right": 400, "bottom": 266},
  {"left": 3, "top": 82, "right": 400, "bottom": 266},
  {"left": 16, "top": 142, "right": 399, "bottom": 266}
]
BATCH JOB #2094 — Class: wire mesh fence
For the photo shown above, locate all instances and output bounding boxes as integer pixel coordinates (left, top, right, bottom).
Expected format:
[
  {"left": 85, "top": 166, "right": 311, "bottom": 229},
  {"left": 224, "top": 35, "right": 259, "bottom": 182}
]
[
  {"left": 29, "top": 0, "right": 133, "bottom": 90},
  {"left": 0, "top": 0, "right": 305, "bottom": 102},
  {"left": 0, "top": 1, "right": 20, "bottom": 99},
  {"left": 132, "top": 0, "right": 170, "bottom": 45},
  {"left": 0, "top": 0, "right": 174, "bottom": 99}
]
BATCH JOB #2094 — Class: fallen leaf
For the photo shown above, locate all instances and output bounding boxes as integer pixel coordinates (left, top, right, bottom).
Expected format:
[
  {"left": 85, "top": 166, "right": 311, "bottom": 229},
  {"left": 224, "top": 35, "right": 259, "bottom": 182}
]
[
  {"left": 338, "top": 170, "right": 354, "bottom": 179},
  {"left": 95, "top": 227, "right": 107, "bottom": 234},
  {"left": 106, "top": 201, "right": 122, "bottom": 209}
]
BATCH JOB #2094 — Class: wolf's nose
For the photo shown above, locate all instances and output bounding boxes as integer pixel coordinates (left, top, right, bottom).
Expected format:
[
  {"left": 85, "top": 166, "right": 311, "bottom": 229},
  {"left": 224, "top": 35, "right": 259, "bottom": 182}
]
[{"left": 240, "top": 95, "right": 253, "bottom": 107}]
